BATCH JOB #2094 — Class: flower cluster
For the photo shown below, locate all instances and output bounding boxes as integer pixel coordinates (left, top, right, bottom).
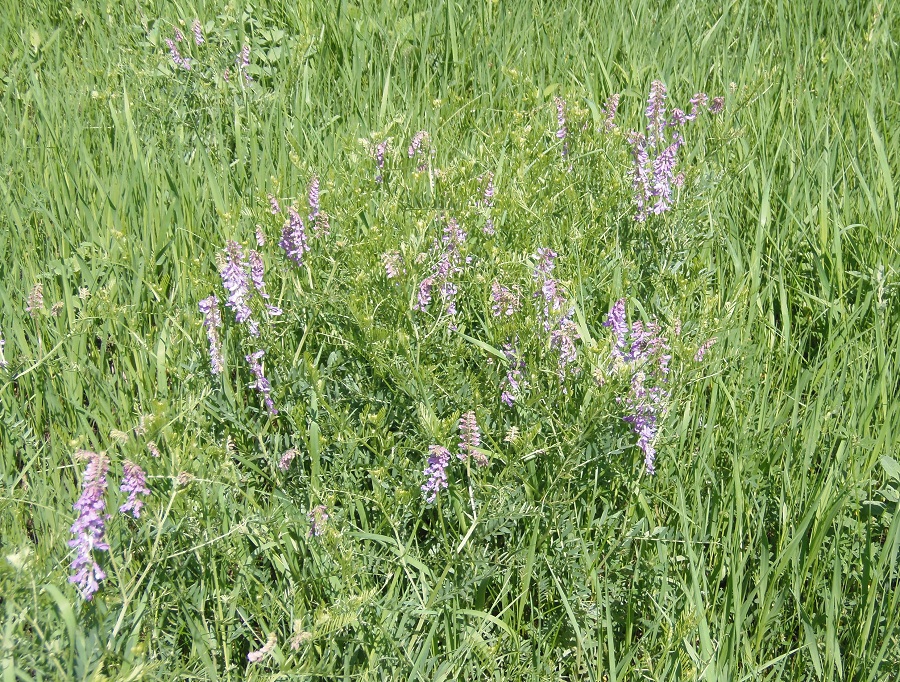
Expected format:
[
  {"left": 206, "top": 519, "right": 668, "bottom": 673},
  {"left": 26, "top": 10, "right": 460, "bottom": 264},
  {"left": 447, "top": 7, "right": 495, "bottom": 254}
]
[
  {"left": 280, "top": 208, "right": 310, "bottom": 268},
  {"left": 307, "top": 177, "right": 330, "bottom": 235},
  {"left": 68, "top": 451, "right": 110, "bottom": 600},
  {"left": 414, "top": 216, "right": 468, "bottom": 326},
  {"left": 500, "top": 343, "right": 527, "bottom": 407},
  {"left": 695, "top": 337, "right": 717, "bottom": 362},
  {"left": 480, "top": 173, "right": 496, "bottom": 235},
  {"left": 191, "top": 19, "right": 204, "bottom": 45},
  {"left": 278, "top": 448, "right": 297, "bottom": 471},
  {"left": 308, "top": 505, "right": 329, "bottom": 537},
  {"left": 220, "top": 241, "right": 255, "bottom": 332},
  {"left": 600, "top": 93, "right": 620, "bottom": 132},
  {"left": 165, "top": 38, "right": 191, "bottom": 70},
  {"left": 532, "top": 248, "right": 565, "bottom": 330},
  {"left": 408, "top": 130, "right": 431, "bottom": 171},
  {"left": 491, "top": 281, "right": 520, "bottom": 317},
  {"left": 237, "top": 45, "right": 252, "bottom": 83},
  {"left": 248, "top": 632, "right": 277, "bottom": 663},
  {"left": 245, "top": 350, "right": 276, "bottom": 415},
  {"left": 372, "top": 140, "right": 388, "bottom": 183},
  {"left": 603, "top": 299, "right": 671, "bottom": 474},
  {"left": 553, "top": 96, "right": 569, "bottom": 157},
  {"left": 198, "top": 295, "right": 224, "bottom": 375},
  {"left": 26, "top": 282, "right": 43, "bottom": 317},
  {"left": 458, "top": 411, "right": 487, "bottom": 466},
  {"left": 119, "top": 460, "right": 150, "bottom": 518},
  {"left": 421, "top": 445, "right": 451, "bottom": 503},
  {"left": 628, "top": 81, "right": 724, "bottom": 221},
  {"left": 382, "top": 251, "right": 403, "bottom": 279}
]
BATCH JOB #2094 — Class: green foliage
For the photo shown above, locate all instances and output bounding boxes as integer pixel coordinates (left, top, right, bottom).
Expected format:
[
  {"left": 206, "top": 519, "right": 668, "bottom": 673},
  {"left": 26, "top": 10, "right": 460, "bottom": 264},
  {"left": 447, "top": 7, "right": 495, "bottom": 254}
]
[{"left": 1, "top": 0, "right": 899, "bottom": 680}]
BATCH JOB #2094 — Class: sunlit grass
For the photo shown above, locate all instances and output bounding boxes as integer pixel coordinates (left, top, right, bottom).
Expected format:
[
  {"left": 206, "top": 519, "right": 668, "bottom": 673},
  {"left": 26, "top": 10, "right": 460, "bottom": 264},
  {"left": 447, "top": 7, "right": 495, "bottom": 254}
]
[{"left": 1, "top": 1, "right": 898, "bottom": 679}]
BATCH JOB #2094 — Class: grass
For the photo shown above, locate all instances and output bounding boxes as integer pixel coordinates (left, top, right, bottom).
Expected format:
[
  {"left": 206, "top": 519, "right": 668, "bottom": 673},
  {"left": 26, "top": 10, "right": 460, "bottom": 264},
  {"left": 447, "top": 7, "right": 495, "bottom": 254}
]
[{"left": 1, "top": 0, "right": 899, "bottom": 679}]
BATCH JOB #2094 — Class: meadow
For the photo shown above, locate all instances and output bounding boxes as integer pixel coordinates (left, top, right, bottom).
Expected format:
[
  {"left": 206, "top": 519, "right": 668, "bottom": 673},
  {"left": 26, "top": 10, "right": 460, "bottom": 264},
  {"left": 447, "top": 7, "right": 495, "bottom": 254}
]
[{"left": 1, "top": 0, "right": 899, "bottom": 679}]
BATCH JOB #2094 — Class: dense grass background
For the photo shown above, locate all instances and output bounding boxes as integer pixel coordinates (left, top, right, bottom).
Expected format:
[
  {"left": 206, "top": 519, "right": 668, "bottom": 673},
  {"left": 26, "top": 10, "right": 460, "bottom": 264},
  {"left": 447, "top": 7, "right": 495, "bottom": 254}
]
[{"left": 1, "top": 0, "right": 899, "bottom": 679}]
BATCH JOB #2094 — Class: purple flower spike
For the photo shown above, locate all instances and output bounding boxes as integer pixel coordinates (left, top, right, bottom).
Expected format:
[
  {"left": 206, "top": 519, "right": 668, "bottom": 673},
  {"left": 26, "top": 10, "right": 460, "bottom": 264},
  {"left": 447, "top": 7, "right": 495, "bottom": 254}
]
[
  {"left": 308, "top": 505, "right": 328, "bottom": 537},
  {"left": 533, "top": 248, "right": 557, "bottom": 279},
  {"left": 458, "top": 411, "right": 486, "bottom": 465},
  {"left": 173, "top": 28, "right": 184, "bottom": 42},
  {"left": 268, "top": 194, "right": 281, "bottom": 215},
  {"left": 695, "top": 337, "right": 717, "bottom": 361},
  {"left": 382, "top": 251, "right": 403, "bottom": 279},
  {"left": 191, "top": 19, "right": 204, "bottom": 45},
  {"left": 688, "top": 92, "right": 709, "bottom": 120},
  {"left": 627, "top": 131, "right": 653, "bottom": 222},
  {"left": 220, "top": 241, "right": 253, "bottom": 325},
  {"left": 709, "top": 96, "right": 725, "bottom": 114},
  {"left": 550, "top": 316, "right": 580, "bottom": 379},
  {"left": 603, "top": 299, "right": 628, "bottom": 351},
  {"left": 165, "top": 38, "right": 191, "bottom": 70},
  {"left": 373, "top": 140, "right": 388, "bottom": 182},
  {"left": 68, "top": 450, "right": 110, "bottom": 600},
  {"left": 308, "top": 177, "right": 320, "bottom": 218},
  {"left": 491, "top": 282, "right": 520, "bottom": 317},
  {"left": 421, "top": 445, "right": 451, "bottom": 502},
  {"left": 554, "top": 96, "right": 568, "bottom": 156},
  {"left": 601, "top": 93, "right": 620, "bottom": 132},
  {"left": 119, "top": 460, "right": 150, "bottom": 518},
  {"left": 238, "top": 45, "right": 252, "bottom": 83},
  {"left": 415, "top": 277, "right": 434, "bottom": 310},
  {"left": 645, "top": 80, "right": 667, "bottom": 150},
  {"left": 248, "top": 250, "right": 269, "bottom": 299},
  {"left": 246, "top": 349, "right": 277, "bottom": 415},
  {"left": 279, "top": 208, "right": 310, "bottom": 267},
  {"left": 198, "top": 295, "right": 224, "bottom": 374}
]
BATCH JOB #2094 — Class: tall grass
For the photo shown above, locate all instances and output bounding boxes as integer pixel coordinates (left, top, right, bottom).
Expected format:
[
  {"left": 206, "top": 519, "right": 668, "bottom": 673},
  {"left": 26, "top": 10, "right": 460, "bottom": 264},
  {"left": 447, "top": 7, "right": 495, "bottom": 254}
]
[{"left": 1, "top": 0, "right": 898, "bottom": 679}]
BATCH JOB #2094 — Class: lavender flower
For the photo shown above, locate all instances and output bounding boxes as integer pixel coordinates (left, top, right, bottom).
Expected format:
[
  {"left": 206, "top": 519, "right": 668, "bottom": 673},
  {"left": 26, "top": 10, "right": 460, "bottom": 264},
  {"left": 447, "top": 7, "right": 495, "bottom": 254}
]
[
  {"left": 308, "top": 177, "right": 320, "bottom": 217},
  {"left": 279, "top": 448, "right": 297, "bottom": 471},
  {"left": 68, "top": 450, "right": 109, "bottom": 600},
  {"left": 500, "top": 343, "right": 527, "bottom": 406},
  {"left": 669, "top": 108, "right": 688, "bottom": 126},
  {"left": 533, "top": 248, "right": 557, "bottom": 279},
  {"left": 268, "top": 194, "right": 281, "bottom": 215},
  {"left": 248, "top": 633, "right": 277, "bottom": 663},
  {"left": 248, "top": 250, "right": 269, "bottom": 299},
  {"left": 256, "top": 225, "right": 267, "bottom": 246},
  {"left": 279, "top": 208, "right": 310, "bottom": 267},
  {"left": 651, "top": 132, "right": 683, "bottom": 214},
  {"left": 147, "top": 441, "right": 161, "bottom": 458},
  {"left": 620, "top": 371, "right": 664, "bottom": 474},
  {"left": 198, "top": 295, "right": 224, "bottom": 374},
  {"left": 119, "top": 460, "right": 150, "bottom": 518},
  {"left": 645, "top": 80, "right": 667, "bottom": 150},
  {"left": 550, "top": 316, "right": 580, "bottom": 380},
  {"left": 709, "top": 96, "right": 725, "bottom": 114},
  {"left": 26, "top": 282, "right": 44, "bottom": 317},
  {"left": 220, "top": 241, "right": 254, "bottom": 326},
  {"left": 308, "top": 504, "right": 328, "bottom": 537},
  {"left": 421, "top": 445, "right": 451, "bottom": 502},
  {"left": 173, "top": 27, "right": 184, "bottom": 42},
  {"left": 600, "top": 93, "right": 620, "bottom": 131},
  {"left": 372, "top": 140, "right": 388, "bottom": 183},
  {"left": 415, "top": 277, "right": 434, "bottom": 310},
  {"left": 695, "top": 337, "right": 717, "bottom": 362},
  {"left": 382, "top": 251, "right": 403, "bottom": 279},
  {"left": 191, "top": 19, "right": 204, "bottom": 45},
  {"left": 245, "top": 350, "right": 276, "bottom": 415},
  {"left": 408, "top": 130, "right": 431, "bottom": 172},
  {"left": 164, "top": 38, "right": 191, "bottom": 70},
  {"left": 483, "top": 218, "right": 495, "bottom": 236},
  {"left": 603, "top": 299, "right": 628, "bottom": 352},
  {"left": 314, "top": 212, "right": 331, "bottom": 236},
  {"left": 491, "top": 282, "right": 520, "bottom": 317},
  {"left": 554, "top": 96, "right": 568, "bottom": 156},
  {"left": 237, "top": 45, "right": 252, "bottom": 83},
  {"left": 483, "top": 173, "right": 495, "bottom": 206},
  {"left": 604, "top": 300, "right": 671, "bottom": 473},
  {"left": 687, "top": 92, "right": 709, "bottom": 120},
  {"left": 458, "top": 411, "right": 486, "bottom": 466},
  {"left": 673, "top": 172, "right": 686, "bottom": 188},
  {"left": 628, "top": 131, "right": 653, "bottom": 221}
]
